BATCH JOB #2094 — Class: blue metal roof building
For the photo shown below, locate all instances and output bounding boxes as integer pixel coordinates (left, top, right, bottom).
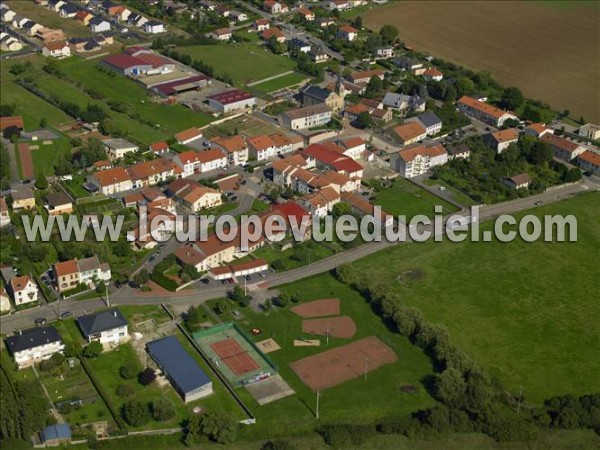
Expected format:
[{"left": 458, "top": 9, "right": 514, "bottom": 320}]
[
  {"left": 40, "top": 424, "right": 71, "bottom": 444},
  {"left": 146, "top": 336, "right": 213, "bottom": 403}
]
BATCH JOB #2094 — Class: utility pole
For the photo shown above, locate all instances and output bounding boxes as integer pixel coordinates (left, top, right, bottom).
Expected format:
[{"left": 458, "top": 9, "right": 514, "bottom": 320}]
[
  {"left": 316, "top": 390, "right": 320, "bottom": 419},
  {"left": 517, "top": 387, "right": 523, "bottom": 414}
]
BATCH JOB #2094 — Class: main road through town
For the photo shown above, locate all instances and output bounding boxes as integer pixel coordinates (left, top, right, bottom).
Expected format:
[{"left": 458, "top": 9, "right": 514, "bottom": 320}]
[{"left": 0, "top": 181, "right": 594, "bottom": 333}]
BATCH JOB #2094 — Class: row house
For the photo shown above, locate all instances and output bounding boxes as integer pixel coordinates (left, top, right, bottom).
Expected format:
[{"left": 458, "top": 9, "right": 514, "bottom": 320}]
[
  {"left": 53, "top": 256, "right": 111, "bottom": 294},
  {"left": 211, "top": 135, "right": 248, "bottom": 166},
  {"left": 87, "top": 167, "right": 132, "bottom": 195},
  {"left": 457, "top": 96, "right": 518, "bottom": 127},
  {"left": 304, "top": 144, "right": 364, "bottom": 179},
  {"left": 577, "top": 151, "right": 600, "bottom": 176},
  {"left": 172, "top": 149, "right": 228, "bottom": 177},
  {"left": 540, "top": 133, "right": 587, "bottom": 162},
  {"left": 297, "top": 186, "right": 340, "bottom": 217},
  {"left": 128, "top": 158, "right": 180, "bottom": 189}
]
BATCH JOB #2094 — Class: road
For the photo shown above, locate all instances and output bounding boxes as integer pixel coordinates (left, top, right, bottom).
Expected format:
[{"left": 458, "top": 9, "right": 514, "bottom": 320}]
[{"left": 1, "top": 180, "right": 592, "bottom": 333}]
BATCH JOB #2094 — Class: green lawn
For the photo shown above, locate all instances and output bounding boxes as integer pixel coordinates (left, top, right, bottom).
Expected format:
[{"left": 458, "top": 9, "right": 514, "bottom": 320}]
[
  {"left": 251, "top": 240, "right": 338, "bottom": 271},
  {"left": 29, "top": 135, "right": 72, "bottom": 177},
  {"left": 177, "top": 43, "right": 297, "bottom": 86},
  {"left": 203, "top": 115, "right": 282, "bottom": 139},
  {"left": 0, "top": 81, "right": 71, "bottom": 129},
  {"left": 6, "top": 0, "right": 91, "bottom": 38},
  {"left": 374, "top": 177, "right": 459, "bottom": 221},
  {"left": 423, "top": 177, "right": 478, "bottom": 207},
  {"left": 348, "top": 191, "right": 600, "bottom": 404},
  {"left": 251, "top": 72, "right": 308, "bottom": 94},
  {"left": 87, "top": 338, "right": 245, "bottom": 431},
  {"left": 208, "top": 273, "right": 436, "bottom": 441}
]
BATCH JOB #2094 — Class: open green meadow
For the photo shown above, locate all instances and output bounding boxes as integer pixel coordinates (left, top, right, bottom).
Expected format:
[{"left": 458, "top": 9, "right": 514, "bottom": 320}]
[
  {"left": 208, "top": 273, "right": 436, "bottom": 440},
  {"left": 56, "top": 58, "right": 214, "bottom": 135},
  {"left": 251, "top": 72, "right": 308, "bottom": 95},
  {"left": 348, "top": 192, "right": 600, "bottom": 403},
  {"left": 177, "top": 43, "right": 297, "bottom": 86},
  {"left": 374, "top": 177, "right": 459, "bottom": 220}
]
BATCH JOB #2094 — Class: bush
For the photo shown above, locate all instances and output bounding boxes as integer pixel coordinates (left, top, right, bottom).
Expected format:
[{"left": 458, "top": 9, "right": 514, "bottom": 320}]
[
  {"left": 121, "top": 400, "right": 150, "bottom": 427},
  {"left": 116, "top": 384, "right": 135, "bottom": 398},
  {"left": 150, "top": 398, "right": 175, "bottom": 422},
  {"left": 261, "top": 439, "right": 297, "bottom": 450},
  {"left": 82, "top": 341, "right": 102, "bottom": 359},
  {"left": 318, "top": 424, "right": 376, "bottom": 448},
  {"left": 120, "top": 361, "right": 140, "bottom": 380},
  {"left": 138, "top": 368, "right": 156, "bottom": 386}
]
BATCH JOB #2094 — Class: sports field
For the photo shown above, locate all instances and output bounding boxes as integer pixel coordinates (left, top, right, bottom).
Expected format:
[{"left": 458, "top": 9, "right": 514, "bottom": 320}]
[
  {"left": 177, "top": 43, "right": 297, "bottom": 86},
  {"left": 348, "top": 191, "right": 600, "bottom": 403},
  {"left": 207, "top": 274, "right": 436, "bottom": 439},
  {"left": 363, "top": 1, "right": 600, "bottom": 122}
]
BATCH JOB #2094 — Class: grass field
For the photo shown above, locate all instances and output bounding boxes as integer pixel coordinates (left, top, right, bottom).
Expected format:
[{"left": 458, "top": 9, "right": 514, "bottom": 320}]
[
  {"left": 363, "top": 1, "right": 600, "bottom": 122},
  {"left": 251, "top": 72, "right": 308, "bottom": 94},
  {"left": 87, "top": 337, "right": 245, "bottom": 431},
  {"left": 177, "top": 43, "right": 297, "bottom": 86},
  {"left": 208, "top": 273, "right": 436, "bottom": 440},
  {"left": 56, "top": 58, "right": 214, "bottom": 135},
  {"left": 374, "top": 177, "right": 459, "bottom": 220},
  {"left": 202, "top": 115, "right": 282, "bottom": 139},
  {"left": 30, "top": 136, "right": 72, "bottom": 177},
  {"left": 348, "top": 191, "right": 600, "bottom": 404}
]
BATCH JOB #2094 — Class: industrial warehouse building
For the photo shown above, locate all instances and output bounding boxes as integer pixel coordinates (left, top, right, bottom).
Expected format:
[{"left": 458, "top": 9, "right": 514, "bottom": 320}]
[
  {"left": 147, "top": 336, "right": 213, "bottom": 403},
  {"left": 207, "top": 89, "right": 256, "bottom": 113}
]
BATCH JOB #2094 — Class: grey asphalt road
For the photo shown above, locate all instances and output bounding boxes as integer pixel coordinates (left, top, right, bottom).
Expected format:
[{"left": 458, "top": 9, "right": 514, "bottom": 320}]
[{"left": 1, "top": 181, "right": 590, "bottom": 333}]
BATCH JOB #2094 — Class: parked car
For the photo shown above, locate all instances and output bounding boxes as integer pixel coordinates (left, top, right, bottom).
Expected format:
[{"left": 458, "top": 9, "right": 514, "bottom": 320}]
[
  {"left": 535, "top": 201, "right": 543, "bottom": 206},
  {"left": 244, "top": 275, "right": 251, "bottom": 281},
  {"left": 60, "top": 311, "right": 72, "bottom": 319},
  {"left": 34, "top": 317, "right": 46, "bottom": 326}
]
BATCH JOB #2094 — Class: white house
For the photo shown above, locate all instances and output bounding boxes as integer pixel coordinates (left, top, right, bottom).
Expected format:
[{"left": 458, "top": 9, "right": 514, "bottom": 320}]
[
  {"left": 87, "top": 167, "right": 133, "bottom": 195},
  {"left": 10, "top": 276, "right": 38, "bottom": 306},
  {"left": 77, "top": 309, "right": 129, "bottom": 346},
  {"left": 337, "top": 25, "right": 358, "bottom": 41},
  {"left": 42, "top": 41, "right": 71, "bottom": 58},
  {"left": 504, "top": 173, "right": 532, "bottom": 190},
  {"left": 485, "top": 128, "right": 519, "bottom": 153},
  {"left": 391, "top": 144, "right": 448, "bottom": 178},
  {"left": 406, "top": 111, "right": 443, "bottom": 136},
  {"left": 89, "top": 17, "right": 111, "bottom": 33},
  {"left": 102, "top": 138, "right": 138, "bottom": 160},
  {"left": 144, "top": 21, "right": 164, "bottom": 34},
  {"left": 281, "top": 103, "right": 333, "bottom": 130},
  {"left": 6, "top": 327, "right": 65, "bottom": 369},
  {"left": 206, "top": 27, "right": 232, "bottom": 41},
  {"left": 207, "top": 90, "right": 256, "bottom": 114}
]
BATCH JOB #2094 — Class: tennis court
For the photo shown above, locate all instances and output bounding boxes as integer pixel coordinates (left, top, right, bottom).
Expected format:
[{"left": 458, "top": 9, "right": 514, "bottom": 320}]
[
  {"left": 193, "top": 322, "right": 278, "bottom": 387},
  {"left": 210, "top": 337, "right": 261, "bottom": 376}
]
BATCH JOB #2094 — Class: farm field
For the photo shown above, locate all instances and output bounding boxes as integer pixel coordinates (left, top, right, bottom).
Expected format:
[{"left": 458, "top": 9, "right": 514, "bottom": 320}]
[
  {"left": 347, "top": 192, "right": 600, "bottom": 404},
  {"left": 363, "top": 1, "right": 600, "bottom": 122},
  {"left": 251, "top": 72, "right": 308, "bottom": 95},
  {"left": 207, "top": 273, "right": 436, "bottom": 440},
  {"left": 177, "top": 43, "right": 297, "bottom": 86},
  {"left": 374, "top": 177, "right": 458, "bottom": 221}
]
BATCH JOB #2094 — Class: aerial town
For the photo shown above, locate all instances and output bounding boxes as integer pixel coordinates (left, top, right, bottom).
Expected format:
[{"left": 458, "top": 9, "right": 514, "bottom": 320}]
[{"left": 0, "top": 1, "right": 598, "bottom": 449}]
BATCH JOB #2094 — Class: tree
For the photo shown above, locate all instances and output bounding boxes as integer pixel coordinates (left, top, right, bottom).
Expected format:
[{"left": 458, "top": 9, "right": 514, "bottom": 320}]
[
  {"left": 122, "top": 400, "right": 150, "bottom": 426},
  {"left": 261, "top": 439, "right": 298, "bottom": 450},
  {"left": 112, "top": 239, "right": 131, "bottom": 258},
  {"left": 332, "top": 201, "right": 353, "bottom": 218},
  {"left": 82, "top": 341, "right": 102, "bottom": 359},
  {"left": 35, "top": 173, "right": 49, "bottom": 190},
  {"left": 275, "top": 293, "right": 289, "bottom": 307},
  {"left": 229, "top": 285, "right": 250, "bottom": 307},
  {"left": 186, "top": 410, "right": 238, "bottom": 445},
  {"left": 364, "top": 75, "right": 383, "bottom": 99},
  {"left": 352, "top": 16, "right": 363, "bottom": 29},
  {"left": 3, "top": 125, "right": 20, "bottom": 141},
  {"left": 434, "top": 368, "right": 466, "bottom": 406},
  {"left": 527, "top": 141, "right": 552, "bottom": 166},
  {"left": 500, "top": 87, "right": 524, "bottom": 110},
  {"left": 138, "top": 368, "right": 156, "bottom": 386},
  {"left": 133, "top": 269, "right": 149, "bottom": 288},
  {"left": 54, "top": 157, "right": 73, "bottom": 176},
  {"left": 39, "top": 117, "right": 47, "bottom": 128},
  {"left": 263, "top": 298, "right": 272, "bottom": 312},
  {"left": 379, "top": 24, "right": 399, "bottom": 45},
  {"left": 120, "top": 361, "right": 140, "bottom": 380},
  {"left": 0, "top": 104, "right": 15, "bottom": 116},
  {"left": 354, "top": 111, "right": 374, "bottom": 129},
  {"left": 150, "top": 398, "right": 175, "bottom": 422}
]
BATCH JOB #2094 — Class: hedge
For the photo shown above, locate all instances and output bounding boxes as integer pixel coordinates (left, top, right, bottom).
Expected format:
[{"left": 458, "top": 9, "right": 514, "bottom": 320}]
[{"left": 150, "top": 271, "right": 178, "bottom": 292}]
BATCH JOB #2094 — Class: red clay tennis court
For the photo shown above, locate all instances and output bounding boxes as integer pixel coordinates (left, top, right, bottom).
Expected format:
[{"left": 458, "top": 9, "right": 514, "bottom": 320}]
[
  {"left": 18, "top": 143, "right": 34, "bottom": 180},
  {"left": 210, "top": 337, "right": 260, "bottom": 376}
]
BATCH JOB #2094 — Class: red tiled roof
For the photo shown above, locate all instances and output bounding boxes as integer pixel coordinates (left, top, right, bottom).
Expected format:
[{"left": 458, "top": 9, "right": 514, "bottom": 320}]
[
  {"left": 0, "top": 116, "right": 24, "bottom": 131},
  {"left": 92, "top": 167, "right": 130, "bottom": 186},
  {"left": 207, "top": 89, "right": 254, "bottom": 106},
  {"left": 458, "top": 96, "right": 509, "bottom": 120},
  {"left": 304, "top": 144, "right": 362, "bottom": 174},
  {"left": 54, "top": 259, "right": 79, "bottom": 277},
  {"left": 103, "top": 54, "right": 150, "bottom": 70},
  {"left": 392, "top": 122, "right": 427, "bottom": 142},
  {"left": 150, "top": 141, "right": 168, "bottom": 151},
  {"left": 541, "top": 133, "right": 581, "bottom": 153},
  {"left": 578, "top": 151, "right": 600, "bottom": 166},
  {"left": 174, "top": 127, "right": 202, "bottom": 142},
  {"left": 491, "top": 128, "right": 519, "bottom": 143}
]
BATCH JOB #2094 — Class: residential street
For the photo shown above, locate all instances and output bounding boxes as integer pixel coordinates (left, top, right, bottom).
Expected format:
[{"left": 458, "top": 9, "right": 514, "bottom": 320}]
[{"left": 1, "top": 180, "right": 591, "bottom": 334}]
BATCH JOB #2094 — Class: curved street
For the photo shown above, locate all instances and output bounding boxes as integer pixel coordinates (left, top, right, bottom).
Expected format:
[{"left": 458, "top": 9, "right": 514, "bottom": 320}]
[{"left": 1, "top": 180, "right": 592, "bottom": 333}]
